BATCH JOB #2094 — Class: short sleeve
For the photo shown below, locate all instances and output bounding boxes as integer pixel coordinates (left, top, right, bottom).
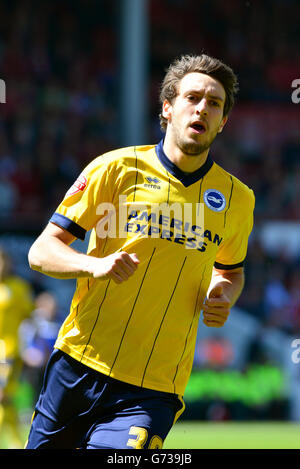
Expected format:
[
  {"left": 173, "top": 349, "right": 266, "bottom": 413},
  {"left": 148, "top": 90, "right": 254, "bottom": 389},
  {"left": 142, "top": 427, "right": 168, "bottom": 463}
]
[
  {"left": 50, "top": 156, "right": 114, "bottom": 240},
  {"left": 214, "top": 188, "right": 255, "bottom": 270}
]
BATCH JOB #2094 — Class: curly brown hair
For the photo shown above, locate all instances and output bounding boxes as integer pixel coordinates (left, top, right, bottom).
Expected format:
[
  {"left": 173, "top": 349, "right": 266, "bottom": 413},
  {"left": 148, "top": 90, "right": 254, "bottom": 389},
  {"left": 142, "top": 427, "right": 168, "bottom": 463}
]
[{"left": 159, "top": 54, "right": 239, "bottom": 131}]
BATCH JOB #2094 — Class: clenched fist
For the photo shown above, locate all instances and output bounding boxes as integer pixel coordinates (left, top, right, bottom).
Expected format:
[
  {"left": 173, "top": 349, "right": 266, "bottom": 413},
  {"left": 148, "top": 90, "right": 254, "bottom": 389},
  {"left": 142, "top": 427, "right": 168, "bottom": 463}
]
[
  {"left": 92, "top": 251, "right": 140, "bottom": 284},
  {"left": 202, "top": 285, "right": 230, "bottom": 328}
]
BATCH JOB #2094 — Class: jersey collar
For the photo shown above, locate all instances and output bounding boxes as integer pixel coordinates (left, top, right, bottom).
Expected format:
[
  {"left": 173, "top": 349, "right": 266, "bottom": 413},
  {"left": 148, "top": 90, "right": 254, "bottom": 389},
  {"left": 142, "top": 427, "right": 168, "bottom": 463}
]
[{"left": 155, "top": 139, "right": 214, "bottom": 187}]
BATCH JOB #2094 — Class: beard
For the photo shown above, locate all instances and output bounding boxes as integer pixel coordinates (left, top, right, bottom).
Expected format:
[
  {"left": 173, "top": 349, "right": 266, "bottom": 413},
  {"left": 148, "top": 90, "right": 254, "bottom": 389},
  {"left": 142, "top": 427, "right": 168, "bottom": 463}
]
[
  {"left": 177, "top": 129, "right": 219, "bottom": 156},
  {"left": 179, "top": 139, "right": 211, "bottom": 156}
]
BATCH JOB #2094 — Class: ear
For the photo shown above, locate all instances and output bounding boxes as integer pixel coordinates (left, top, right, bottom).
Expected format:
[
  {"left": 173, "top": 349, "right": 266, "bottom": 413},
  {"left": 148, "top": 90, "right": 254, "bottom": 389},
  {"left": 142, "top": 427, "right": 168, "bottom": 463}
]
[
  {"left": 162, "top": 99, "right": 172, "bottom": 121},
  {"left": 217, "top": 115, "right": 228, "bottom": 134}
]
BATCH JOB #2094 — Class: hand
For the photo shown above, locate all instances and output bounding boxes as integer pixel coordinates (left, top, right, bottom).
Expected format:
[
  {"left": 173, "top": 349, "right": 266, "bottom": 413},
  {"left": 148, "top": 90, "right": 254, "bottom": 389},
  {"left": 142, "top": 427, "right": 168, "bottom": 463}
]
[
  {"left": 92, "top": 251, "right": 140, "bottom": 284},
  {"left": 202, "top": 285, "right": 230, "bottom": 328}
]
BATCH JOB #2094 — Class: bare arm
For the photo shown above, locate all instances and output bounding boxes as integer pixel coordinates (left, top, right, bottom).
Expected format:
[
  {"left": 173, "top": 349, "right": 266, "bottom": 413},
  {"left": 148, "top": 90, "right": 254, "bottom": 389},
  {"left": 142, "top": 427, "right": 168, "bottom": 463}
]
[
  {"left": 202, "top": 266, "right": 245, "bottom": 327},
  {"left": 207, "top": 266, "right": 245, "bottom": 307},
  {"left": 28, "top": 223, "right": 140, "bottom": 283}
]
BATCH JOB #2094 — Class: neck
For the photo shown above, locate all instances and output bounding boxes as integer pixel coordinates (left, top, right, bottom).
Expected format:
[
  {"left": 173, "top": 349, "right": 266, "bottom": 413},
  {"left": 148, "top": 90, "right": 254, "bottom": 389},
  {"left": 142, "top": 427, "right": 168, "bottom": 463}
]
[{"left": 163, "top": 132, "right": 209, "bottom": 173}]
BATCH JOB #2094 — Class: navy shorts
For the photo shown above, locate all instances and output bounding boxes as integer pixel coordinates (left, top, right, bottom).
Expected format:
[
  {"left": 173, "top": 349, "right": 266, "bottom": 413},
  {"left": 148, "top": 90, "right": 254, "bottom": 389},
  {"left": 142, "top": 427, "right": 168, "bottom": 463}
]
[{"left": 25, "top": 349, "right": 184, "bottom": 449}]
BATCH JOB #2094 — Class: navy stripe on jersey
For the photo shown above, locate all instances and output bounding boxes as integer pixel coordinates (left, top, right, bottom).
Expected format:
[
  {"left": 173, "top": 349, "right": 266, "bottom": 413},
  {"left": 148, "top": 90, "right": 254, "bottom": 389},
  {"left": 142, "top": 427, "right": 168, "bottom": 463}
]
[
  {"left": 141, "top": 256, "right": 187, "bottom": 387},
  {"left": 223, "top": 175, "right": 233, "bottom": 227},
  {"left": 101, "top": 236, "right": 109, "bottom": 255},
  {"left": 155, "top": 139, "right": 214, "bottom": 187},
  {"left": 167, "top": 177, "right": 171, "bottom": 204},
  {"left": 172, "top": 265, "right": 207, "bottom": 393},
  {"left": 198, "top": 177, "right": 203, "bottom": 205},
  {"left": 109, "top": 248, "right": 156, "bottom": 375},
  {"left": 80, "top": 279, "right": 111, "bottom": 361},
  {"left": 214, "top": 260, "right": 244, "bottom": 270},
  {"left": 133, "top": 146, "right": 139, "bottom": 202},
  {"left": 50, "top": 213, "right": 86, "bottom": 240}
]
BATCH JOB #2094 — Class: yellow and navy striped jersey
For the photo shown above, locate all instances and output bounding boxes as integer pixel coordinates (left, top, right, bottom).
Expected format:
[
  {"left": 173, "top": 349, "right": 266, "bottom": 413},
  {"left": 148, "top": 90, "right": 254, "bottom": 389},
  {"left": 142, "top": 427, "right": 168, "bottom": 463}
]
[{"left": 50, "top": 140, "right": 255, "bottom": 396}]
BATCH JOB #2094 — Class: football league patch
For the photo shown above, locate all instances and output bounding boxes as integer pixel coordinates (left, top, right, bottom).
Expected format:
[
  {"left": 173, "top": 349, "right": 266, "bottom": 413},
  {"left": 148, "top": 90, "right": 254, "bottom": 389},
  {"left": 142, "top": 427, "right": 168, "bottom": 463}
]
[
  {"left": 204, "top": 189, "right": 226, "bottom": 212},
  {"left": 65, "top": 174, "right": 87, "bottom": 197}
]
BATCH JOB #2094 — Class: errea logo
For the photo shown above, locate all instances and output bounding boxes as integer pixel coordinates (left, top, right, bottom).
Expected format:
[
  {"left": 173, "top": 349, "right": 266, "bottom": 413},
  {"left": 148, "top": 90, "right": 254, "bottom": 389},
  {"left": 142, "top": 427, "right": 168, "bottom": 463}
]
[{"left": 144, "top": 176, "right": 161, "bottom": 189}]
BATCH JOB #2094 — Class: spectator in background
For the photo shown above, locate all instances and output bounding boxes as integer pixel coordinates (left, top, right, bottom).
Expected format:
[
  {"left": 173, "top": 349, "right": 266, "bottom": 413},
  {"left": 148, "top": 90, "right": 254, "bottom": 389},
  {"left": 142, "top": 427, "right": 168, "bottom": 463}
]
[
  {"left": 263, "top": 265, "right": 292, "bottom": 331},
  {"left": 0, "top": 247, "right": 34, "bottom": 448},
  {"left": 19, "top": 291, "right": 60, "bottom": 404},
  {"left": 287, "top": 269, "right": 300, "bottom": 334},
  {"left": 0, "top": 0, "right": 298, "bottom": 229},
  {"left": 0, "top": 173, "right": 18, "bottom": 217}
]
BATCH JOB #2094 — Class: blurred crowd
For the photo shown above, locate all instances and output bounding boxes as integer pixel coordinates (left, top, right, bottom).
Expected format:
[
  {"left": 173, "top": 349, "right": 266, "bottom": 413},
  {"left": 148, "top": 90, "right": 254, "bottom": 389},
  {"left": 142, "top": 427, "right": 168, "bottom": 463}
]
[
  {"left": 0, "top": 0, "right": 300, "bottom": 435},
  {"left": 0, "top": 0, "right": 119, "bottom": 225},
  {"left": 0, "top": 247, "right": 60, "bottom": 447},
  {"left": 0, "top": 0, "right": 299, "bottom": 225}
]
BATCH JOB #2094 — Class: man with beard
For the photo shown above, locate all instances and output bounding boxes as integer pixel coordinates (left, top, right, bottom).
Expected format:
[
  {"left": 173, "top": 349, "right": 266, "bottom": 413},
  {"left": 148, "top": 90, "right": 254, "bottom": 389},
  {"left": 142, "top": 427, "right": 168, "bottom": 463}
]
[{"left": 25, "top": 54, "right": 255, "bottom": 449}]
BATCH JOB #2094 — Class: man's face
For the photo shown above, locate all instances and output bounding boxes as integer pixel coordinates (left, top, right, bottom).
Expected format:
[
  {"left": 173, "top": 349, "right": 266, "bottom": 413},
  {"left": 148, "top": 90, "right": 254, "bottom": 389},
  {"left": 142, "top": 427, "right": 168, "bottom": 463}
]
[{"left": 162, "top": 72, "right": 228, "bottom": 156}]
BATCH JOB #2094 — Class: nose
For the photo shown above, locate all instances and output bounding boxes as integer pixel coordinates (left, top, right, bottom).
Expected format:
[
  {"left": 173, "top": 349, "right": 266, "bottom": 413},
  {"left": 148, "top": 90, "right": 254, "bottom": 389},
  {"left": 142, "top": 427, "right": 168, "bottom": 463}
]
[{"left": 196, "top": 98, "right": 208, "bottom": 116}]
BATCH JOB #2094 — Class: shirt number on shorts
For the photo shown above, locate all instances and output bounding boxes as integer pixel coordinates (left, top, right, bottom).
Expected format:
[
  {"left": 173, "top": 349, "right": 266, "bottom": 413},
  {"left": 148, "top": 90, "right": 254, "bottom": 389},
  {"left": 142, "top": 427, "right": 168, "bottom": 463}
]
[
  {"left": 126, "top": 426, "right": 163, "bottom": 449},
  {"left": 126, "top": 426, "right": 148, "bottom": 449}
]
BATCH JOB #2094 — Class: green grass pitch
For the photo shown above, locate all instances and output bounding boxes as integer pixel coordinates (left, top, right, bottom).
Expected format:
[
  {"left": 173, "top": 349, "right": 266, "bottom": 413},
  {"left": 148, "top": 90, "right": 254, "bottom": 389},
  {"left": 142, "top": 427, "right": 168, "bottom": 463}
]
[
  {"left": 163, "top": 421, "right": 300, "bottom": 449},
  {"left": 2, "top": 421, "right": 300, "bottom": 449}
]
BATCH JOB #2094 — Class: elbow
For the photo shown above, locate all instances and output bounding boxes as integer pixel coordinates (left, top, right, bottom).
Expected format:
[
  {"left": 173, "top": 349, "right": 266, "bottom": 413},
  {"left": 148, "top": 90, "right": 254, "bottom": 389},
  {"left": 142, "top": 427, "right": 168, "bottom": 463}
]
[{"left": 28, "top": 243, "right": 43, "bottom": 271}]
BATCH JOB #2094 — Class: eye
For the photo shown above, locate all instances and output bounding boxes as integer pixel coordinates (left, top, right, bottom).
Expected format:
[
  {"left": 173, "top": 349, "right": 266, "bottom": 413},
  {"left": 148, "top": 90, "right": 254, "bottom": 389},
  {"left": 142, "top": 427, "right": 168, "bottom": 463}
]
[
  {"left": 210, "top": 100, "right": 220, "bottom": 107},
  {"left": 187, "top": 95, "right": 197, "bottom": 102}
]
